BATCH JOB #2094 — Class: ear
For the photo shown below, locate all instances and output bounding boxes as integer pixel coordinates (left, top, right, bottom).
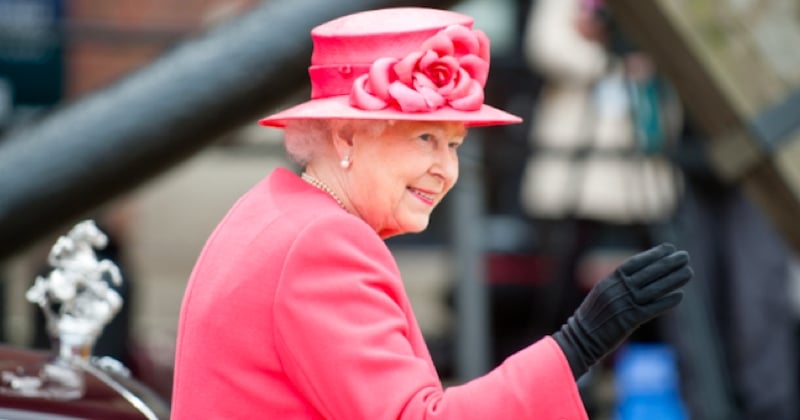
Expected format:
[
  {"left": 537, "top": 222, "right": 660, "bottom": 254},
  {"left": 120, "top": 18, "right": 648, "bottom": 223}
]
[{"left": 330, "top": 120, "right": 355, "bottom": 160}]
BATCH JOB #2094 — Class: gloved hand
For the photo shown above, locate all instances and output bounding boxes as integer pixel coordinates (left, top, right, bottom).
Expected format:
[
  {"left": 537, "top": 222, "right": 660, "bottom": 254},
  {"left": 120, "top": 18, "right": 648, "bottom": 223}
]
[{"left": 552, "top": 243, "right": 692, "bottom": 379}]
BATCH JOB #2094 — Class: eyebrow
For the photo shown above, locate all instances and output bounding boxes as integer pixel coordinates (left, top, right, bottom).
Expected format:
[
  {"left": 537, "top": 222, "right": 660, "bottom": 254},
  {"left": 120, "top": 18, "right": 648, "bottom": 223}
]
[
  {"left": 438, "top": 124, "right": 468, "bottom": 139},
  {"left": 413, "top": 123, "right": 467, "bottom": 140}
]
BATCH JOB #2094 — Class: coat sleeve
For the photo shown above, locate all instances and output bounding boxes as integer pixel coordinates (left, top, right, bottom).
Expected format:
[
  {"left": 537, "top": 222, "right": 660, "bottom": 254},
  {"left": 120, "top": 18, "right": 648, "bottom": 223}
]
[{"left": 273, "top": 214, "right": 587, "bottom": 420}]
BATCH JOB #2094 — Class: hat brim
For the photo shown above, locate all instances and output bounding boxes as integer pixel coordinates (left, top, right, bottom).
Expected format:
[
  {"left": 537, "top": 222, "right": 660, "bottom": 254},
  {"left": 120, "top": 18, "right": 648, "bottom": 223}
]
[{"left": 259, "top": 96, "right": 522, "bottom": 128}]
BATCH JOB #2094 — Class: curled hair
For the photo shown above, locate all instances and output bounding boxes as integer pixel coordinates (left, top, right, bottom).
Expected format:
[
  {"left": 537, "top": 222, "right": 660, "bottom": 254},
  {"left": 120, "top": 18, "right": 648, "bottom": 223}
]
[
  {"left": 283, "top": 119, "right": 330, "bottom": 166},
  {"left": 283, "top": 119, "right": 391, "bottom": 166}
]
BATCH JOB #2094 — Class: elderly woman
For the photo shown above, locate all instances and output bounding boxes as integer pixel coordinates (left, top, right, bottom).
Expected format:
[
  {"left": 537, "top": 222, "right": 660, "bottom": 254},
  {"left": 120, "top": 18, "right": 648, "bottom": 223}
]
[{"left": 171, "top": 7, "right": 692, "bottom": 419}]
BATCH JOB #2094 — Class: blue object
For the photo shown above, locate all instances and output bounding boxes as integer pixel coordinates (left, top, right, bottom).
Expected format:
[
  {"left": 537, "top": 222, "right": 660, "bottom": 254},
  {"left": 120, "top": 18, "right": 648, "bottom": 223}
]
[{"left": 614, "top": 343, "right": 687, "bottom": 420}]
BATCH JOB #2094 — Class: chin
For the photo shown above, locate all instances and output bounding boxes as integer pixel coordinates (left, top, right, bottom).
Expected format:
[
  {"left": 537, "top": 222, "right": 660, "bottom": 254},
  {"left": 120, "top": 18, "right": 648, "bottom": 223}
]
[
  {"left": 380, "top": 215, "right": 430, "bottom": 239},
  {"left": 404, "top": 218, "right": 430, "bottom": 234}
]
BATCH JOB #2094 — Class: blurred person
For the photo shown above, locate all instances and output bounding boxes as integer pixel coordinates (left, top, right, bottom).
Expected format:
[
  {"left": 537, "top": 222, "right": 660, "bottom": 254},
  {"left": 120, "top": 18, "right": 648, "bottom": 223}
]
[
  {"left": 521, "top": 1, "right": 686, "bottom": 415},
  {"left": 170, "top": 7, "right": 693, "bottom": 419},
  {"left": 520, "top": 0, "right": 684, "bottom": 334}
]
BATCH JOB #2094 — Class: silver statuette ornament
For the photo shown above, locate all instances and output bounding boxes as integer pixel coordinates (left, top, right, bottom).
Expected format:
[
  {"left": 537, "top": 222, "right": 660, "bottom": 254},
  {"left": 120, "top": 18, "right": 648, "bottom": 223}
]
[{"left": 1, "top": 220, "right": 124, "bottom": 400}]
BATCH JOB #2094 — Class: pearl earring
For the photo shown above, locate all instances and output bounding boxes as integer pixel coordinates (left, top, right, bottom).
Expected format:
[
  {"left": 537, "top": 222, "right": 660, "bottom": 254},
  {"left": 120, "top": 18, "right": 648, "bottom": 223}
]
[{"left": 340, "top": 155, "right": 351, "bottom": 169}]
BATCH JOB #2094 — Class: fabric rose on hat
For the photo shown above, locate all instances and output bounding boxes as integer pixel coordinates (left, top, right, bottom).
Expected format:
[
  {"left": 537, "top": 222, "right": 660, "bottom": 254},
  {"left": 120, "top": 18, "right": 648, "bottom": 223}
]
[{"left": 350, "top": 25, "right": 490, "bottom": 113}]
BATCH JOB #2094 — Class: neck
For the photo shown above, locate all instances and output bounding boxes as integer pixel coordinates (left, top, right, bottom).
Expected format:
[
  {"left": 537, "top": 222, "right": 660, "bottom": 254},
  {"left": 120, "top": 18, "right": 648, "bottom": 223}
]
[{"left": 300, "top": 171, "right": 347, "bottom": 211}]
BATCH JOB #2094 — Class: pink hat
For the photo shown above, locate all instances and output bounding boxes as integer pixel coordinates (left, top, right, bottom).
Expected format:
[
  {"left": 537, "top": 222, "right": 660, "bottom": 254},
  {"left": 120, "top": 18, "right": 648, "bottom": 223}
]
[{"left": 259, "top": 7, "right": 522, "bottom": 128}]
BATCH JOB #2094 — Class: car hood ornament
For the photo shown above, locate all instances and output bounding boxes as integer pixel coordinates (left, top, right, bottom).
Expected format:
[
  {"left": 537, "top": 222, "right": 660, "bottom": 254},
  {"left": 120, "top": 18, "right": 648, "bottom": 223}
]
[{"left": 1, "top": 219, "right": 123, "bottom": 399}]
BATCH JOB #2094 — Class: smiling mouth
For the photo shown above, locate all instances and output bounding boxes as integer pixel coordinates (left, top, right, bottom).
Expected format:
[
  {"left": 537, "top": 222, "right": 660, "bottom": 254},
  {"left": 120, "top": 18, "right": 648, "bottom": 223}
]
[{"left": 408, "top": 187, "right": 435, "bottom": 205}]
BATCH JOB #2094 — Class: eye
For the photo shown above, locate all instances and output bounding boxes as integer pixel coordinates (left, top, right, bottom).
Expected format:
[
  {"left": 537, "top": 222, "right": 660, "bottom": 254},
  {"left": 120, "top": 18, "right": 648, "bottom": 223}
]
[
  {"left": 418, "top": 133, "right": 433, "bottom": 142},
  {"left": 449, "top": 136, "right": 465, "bottom": 149}
]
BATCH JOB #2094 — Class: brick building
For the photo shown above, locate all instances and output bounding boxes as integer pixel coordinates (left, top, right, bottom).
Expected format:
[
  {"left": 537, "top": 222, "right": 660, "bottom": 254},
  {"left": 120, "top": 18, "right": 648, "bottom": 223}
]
[{"left": 66, "top": 0, "right": 261, "bottom": 97}]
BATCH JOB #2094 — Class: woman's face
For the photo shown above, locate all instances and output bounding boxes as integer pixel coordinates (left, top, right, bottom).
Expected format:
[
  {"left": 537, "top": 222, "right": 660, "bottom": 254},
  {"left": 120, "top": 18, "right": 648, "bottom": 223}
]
[{"left": 346, "top": 120, "right": 466, "bottom": 239}]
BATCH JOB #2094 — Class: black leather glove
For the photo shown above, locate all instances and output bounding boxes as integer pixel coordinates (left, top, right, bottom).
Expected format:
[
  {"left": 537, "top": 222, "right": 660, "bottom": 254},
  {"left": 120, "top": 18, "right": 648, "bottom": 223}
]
[{"left": 552, "top": 243, "right": 692, "bottom": 379}]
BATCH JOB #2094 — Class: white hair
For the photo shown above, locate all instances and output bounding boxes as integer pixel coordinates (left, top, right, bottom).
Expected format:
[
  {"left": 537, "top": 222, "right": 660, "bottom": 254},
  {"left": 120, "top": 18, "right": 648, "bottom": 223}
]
[
  {"left": 283, "top": 119, "right": 329, "bottom": 166},
  {"left": 283, "top": 119, "right": 391, "bottom": 166}
]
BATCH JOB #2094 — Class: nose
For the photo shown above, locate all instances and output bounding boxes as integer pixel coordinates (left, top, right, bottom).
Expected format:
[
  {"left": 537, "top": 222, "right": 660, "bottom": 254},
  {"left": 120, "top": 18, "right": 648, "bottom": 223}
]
[{"left": 430, "top": 144, "right": 459, "bottom": 186}]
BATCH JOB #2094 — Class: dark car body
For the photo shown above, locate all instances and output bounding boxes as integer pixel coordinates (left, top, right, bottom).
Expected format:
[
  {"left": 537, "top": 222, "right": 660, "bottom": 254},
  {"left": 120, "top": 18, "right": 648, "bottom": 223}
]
[{"left": 0, "top": 344, "right": 170, "bottom": 420}]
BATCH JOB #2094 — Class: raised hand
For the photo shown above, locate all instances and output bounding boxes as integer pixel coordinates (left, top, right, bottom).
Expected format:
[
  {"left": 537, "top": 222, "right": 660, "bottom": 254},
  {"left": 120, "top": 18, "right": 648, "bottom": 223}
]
[{"left": 552, "top": 243, "right": 693, "bottom": 379}]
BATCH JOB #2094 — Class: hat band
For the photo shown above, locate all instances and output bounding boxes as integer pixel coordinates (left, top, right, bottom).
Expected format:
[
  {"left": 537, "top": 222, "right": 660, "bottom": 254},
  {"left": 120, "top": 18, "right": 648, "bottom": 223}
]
[
  {"left": 308, "top": 25, "right": 491, "bottom": 113},
  {"left": 309, "top": 64, "right": 371, "bottom": 99}
]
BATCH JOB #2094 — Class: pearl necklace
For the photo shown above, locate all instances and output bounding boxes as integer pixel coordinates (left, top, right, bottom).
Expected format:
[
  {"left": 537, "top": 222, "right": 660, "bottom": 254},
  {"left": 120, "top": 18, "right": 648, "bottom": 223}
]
[{"left": 301, "top": 172, "right": 346, "bottom": 210}]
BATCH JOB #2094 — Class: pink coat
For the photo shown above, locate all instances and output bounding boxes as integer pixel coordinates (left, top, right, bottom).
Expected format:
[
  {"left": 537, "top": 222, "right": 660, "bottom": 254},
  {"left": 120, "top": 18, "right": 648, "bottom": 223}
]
[{"left": 171, "top": 168, "right": 587, "bottom": 419}]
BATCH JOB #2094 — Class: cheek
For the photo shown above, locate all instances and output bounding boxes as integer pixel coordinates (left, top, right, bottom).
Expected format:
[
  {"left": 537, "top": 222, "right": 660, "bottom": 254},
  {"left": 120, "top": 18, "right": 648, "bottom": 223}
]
[
  {"left": 372, "top": 168, "right": 406, "bottom": 206},
  {"left": 444, "top": 159, "right": 459, "bottom": 191}
]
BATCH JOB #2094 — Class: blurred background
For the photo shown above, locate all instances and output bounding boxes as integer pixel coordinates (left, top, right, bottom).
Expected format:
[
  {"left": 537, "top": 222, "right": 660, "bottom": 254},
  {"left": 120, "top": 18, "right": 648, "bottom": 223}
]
[{"left": 1, "top": 0, "right": 799, "bottom": 419}]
